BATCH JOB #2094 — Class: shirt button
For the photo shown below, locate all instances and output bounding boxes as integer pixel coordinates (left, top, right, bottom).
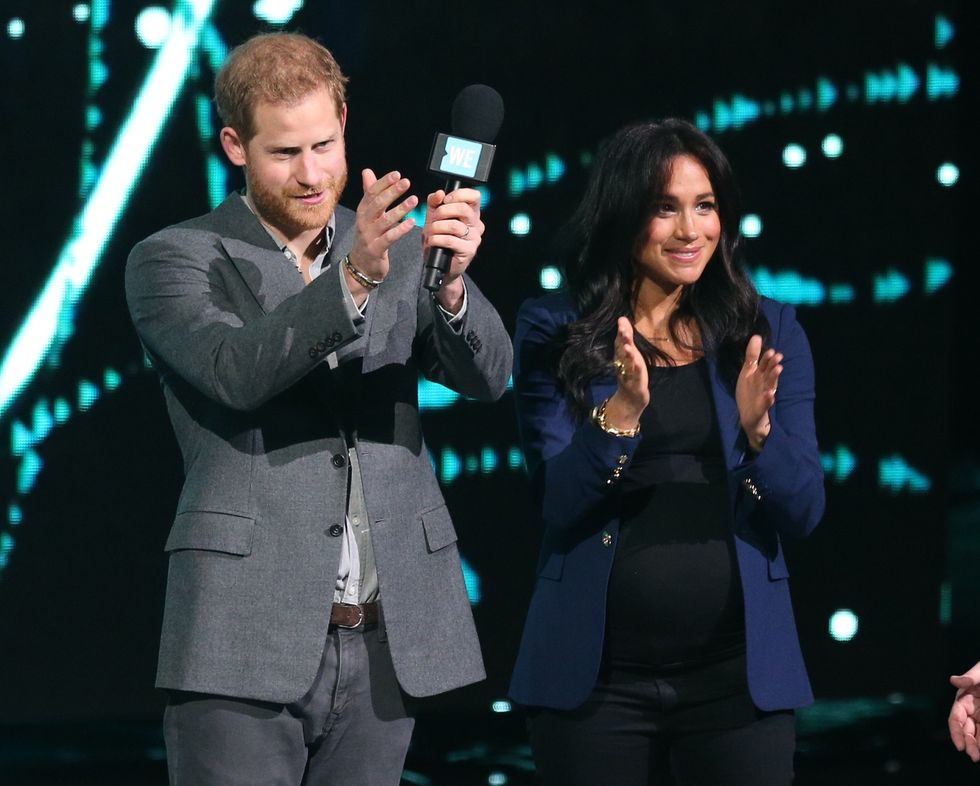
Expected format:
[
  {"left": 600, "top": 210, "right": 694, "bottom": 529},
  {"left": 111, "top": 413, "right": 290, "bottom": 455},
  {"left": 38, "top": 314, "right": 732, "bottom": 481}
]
[
  {"left": 331, "top": 454, "right": 347, "bottom": 468},
  {"left": 328, "top": 524, "right": 343, "bottom": 537}
]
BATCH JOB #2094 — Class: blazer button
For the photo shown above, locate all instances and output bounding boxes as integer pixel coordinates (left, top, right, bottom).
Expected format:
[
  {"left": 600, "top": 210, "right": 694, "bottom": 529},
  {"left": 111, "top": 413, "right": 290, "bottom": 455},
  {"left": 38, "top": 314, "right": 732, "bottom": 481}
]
[
  {"left": 331, "top": 453, "right": 347, "bottom": 468},
  {"left": 328, "top": 524, "right": 343, "bottom": 537}
]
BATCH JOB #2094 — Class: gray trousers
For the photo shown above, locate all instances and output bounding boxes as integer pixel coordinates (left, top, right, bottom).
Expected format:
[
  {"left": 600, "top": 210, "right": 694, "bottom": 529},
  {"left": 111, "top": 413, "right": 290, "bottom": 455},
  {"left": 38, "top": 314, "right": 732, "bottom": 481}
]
[{"left": 163, "top": 625, "right": 414, "bottom": 785}]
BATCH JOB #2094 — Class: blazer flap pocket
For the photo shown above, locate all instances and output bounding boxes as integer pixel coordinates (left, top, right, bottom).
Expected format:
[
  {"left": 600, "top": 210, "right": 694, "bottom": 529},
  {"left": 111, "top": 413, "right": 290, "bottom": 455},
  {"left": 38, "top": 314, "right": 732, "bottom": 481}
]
[
  {"left": 165, "top": 510, "right": 255, "bottom": 556},
  {"left": 421, "top": 504, "right": 458, "bottom": 553}
]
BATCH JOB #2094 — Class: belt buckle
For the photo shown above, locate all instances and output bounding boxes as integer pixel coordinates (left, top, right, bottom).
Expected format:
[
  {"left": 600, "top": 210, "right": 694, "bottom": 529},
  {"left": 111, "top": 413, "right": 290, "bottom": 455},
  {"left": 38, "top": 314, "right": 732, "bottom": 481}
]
[{"left": 336, "top": 603, "right": 364, "bottom": 629}]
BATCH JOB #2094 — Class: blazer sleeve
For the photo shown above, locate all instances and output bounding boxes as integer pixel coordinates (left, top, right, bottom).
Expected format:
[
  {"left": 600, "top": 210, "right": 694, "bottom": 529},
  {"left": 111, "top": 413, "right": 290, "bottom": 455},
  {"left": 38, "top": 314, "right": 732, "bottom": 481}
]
[
  {"left": 513, "top": 298, "right": 642, "bottom": 533},
  {"left": 414, "top": 275, "right": 513, "bottom": 402},
  {"left": 125, "top": 228, "right": 363, "bottom": 412},
  {"left": 728, "top": 301, "right": 825, "bottom": 540}
]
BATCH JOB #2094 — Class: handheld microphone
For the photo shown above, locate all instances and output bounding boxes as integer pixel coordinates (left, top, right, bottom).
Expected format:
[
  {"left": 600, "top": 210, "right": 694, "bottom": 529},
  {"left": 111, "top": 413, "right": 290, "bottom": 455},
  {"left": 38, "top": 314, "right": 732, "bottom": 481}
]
[{"left": 422, "top": 84, "right": 504, "bottom": 292}]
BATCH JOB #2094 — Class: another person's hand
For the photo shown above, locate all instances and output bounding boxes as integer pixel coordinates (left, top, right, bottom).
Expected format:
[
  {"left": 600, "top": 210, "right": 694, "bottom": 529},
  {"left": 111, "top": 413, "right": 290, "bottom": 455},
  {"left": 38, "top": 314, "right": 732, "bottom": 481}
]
[
  {"left": 736, "top": 334, "right": 782, "bottom": 452},
  {"left": 602, "top": 317, "right": 649, "bottom": 431},
  {"left": 348, "top": 169, "right": 419, "bottom": 291},
  {"left": 422, "top": 187, "right": 485, "bottom": 314},
  {"left": 950, "top": 662, "right": 980, "bottom": 762}
]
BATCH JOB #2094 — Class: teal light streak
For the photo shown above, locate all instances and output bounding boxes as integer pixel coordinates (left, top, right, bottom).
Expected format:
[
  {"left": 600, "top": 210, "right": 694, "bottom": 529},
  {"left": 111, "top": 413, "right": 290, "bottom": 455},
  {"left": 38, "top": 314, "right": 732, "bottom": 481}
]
[
  {"left": 508, "top": 168, "right": 526, "bottom": 198},
  {"left": 419, "top": 379, "right": 461, "bottom": 411},
  {"left": 544, "top": 154, "right": 565, "bottom": 182},
  {"left": 54, "top": 397, "right": 72, "bottom": 424},
  {"left": 78, "top": 379, "right": 100, "bottom": 411},
  {"left": 0, "top": 0, "right": 217, "bottom": 424},
  {"left": 750, "top": 268, "right": 825, "bottom": 306},
  {"left": 526, "top": 163, "right": 544, "bottom": 189},
  {"left": 508, "top": 447, "right": 523, "bottom": 470},
  {"left": 481, "top": 446, "right": 498, "bottom": 473},
  {"left": 935, "top": 15, "right": 954, "bottom": 49},
  {"left": 926, "top": 63, "right": 959, "bottom": 99},
  {"left": 104, "top": 368, "right": 122, "bottom": 391},
  {"left": 201, "top": 22, "right": 228, "bottom": 68},
  {"left": 460, "top": 556, "right": 482, "bottom": 604},
  {"left": 821, "top": 444, "right": 857, "bottom": 482},
  {"left": 17, "top": 450, "right": 43, "bottom": 495},
  {"left": 924, "top": 258, "right": 952, "bottom": 293},
  {"left": 828, "top": 284, "right": 855, "bottom": 304},
  {"left": 0, "top": 533, "right": 14, "bottom": 570},
  {"left": 816, "top": 78, "right": 837, "bottom": 111},
  {"left": 441, "top": 448, "right": 461, "bottom": 484},
  {"left": 8, "top": 504, "right": 22, "bottom": 526},
  {"left": 32, "top": 400, "right": 54, "bottom": 444},
  {"left": 872, "top": 270, "right": 910, "bottom": 302},
  {"left": 11, "top": 421, "right": 31, "bottom": 457},
  {"left": 879, "top": 455, "right": 931, "bottom": 494}
]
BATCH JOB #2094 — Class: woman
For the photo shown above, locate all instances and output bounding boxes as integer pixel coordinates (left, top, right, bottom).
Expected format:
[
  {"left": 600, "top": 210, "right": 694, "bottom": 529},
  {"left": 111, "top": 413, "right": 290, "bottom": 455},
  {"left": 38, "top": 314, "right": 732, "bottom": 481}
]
[{"left": 509, "top": 119, "right": 825, "bottom": 785}]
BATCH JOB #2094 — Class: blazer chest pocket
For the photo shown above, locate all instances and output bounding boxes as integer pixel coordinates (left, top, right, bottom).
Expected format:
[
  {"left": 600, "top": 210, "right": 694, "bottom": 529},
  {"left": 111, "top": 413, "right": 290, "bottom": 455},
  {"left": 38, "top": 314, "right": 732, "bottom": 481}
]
[
  {"left": 421, "top": 504, "right": 458, "bottom": 553},
  {"left": 165, "top": 510, "right": 256, "bottom": 556}
]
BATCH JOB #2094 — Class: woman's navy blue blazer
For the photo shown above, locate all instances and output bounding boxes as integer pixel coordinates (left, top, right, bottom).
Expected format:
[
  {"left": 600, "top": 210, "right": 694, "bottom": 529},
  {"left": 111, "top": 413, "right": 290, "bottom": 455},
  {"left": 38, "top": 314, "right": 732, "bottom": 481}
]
[{"left": 508, "top": 292, "right": 825, "bottom": 712}]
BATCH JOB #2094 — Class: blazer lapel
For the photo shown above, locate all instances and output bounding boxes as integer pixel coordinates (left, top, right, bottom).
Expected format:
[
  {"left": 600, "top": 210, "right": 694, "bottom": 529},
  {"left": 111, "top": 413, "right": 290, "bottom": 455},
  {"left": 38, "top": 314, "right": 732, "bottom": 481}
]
[
  {"left": 211, "top": 194, "right": 305, "bottom": 315},
  {"left": 706, "top": 355, "right": 744, "bottom": 469}
]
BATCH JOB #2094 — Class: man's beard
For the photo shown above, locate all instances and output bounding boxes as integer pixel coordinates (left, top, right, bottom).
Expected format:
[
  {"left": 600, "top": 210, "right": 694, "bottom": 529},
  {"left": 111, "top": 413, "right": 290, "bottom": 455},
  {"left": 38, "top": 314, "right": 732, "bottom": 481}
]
[{"left": 245, "top": 166, "right": 348, "bottom": 238}]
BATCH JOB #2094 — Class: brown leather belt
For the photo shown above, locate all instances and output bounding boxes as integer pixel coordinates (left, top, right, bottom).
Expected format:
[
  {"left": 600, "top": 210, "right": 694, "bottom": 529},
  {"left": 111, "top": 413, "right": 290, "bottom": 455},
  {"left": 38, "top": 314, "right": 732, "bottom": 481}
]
[{"left": 330, "top": 602, "right": 378, "bottom": 629}]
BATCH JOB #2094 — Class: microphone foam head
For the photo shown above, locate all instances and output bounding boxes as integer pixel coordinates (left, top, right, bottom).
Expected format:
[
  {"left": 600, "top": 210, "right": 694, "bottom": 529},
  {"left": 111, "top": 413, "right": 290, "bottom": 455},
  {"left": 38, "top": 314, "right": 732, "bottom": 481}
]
[{"left": 451, "top": 84, "right": 505, "bottom": 143}]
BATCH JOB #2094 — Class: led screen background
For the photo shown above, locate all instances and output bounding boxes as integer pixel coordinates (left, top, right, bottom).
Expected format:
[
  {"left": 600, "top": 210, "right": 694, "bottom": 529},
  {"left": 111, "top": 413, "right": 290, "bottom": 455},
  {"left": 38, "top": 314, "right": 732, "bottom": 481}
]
[{"left": 0, "top": 0, "right": 972, "bottom": 728}]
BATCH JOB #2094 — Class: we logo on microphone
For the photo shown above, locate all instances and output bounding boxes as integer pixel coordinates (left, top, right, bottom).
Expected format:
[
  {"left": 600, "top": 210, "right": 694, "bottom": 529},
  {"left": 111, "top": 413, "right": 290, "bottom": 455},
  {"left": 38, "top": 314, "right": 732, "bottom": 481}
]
[
  {"left": 428, "top": 133, "right": 495, "bottom": 183},
  {"left": 440, "top": 137, "right": 482, "bottom": 178}
]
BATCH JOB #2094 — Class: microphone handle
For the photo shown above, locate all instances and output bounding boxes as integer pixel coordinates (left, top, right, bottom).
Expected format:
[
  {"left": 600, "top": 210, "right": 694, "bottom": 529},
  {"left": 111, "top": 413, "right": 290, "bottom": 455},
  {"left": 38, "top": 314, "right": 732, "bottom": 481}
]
[{"left": 421, "top": 178, "right": 464, "bottom": 292}]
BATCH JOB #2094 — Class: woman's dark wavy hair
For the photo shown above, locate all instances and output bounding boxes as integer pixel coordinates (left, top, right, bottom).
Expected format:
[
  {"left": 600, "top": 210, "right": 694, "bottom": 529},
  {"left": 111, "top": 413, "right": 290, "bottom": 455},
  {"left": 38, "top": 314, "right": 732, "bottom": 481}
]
[{"left": 554, "top": 118, "right": 767, "bottom": 418}]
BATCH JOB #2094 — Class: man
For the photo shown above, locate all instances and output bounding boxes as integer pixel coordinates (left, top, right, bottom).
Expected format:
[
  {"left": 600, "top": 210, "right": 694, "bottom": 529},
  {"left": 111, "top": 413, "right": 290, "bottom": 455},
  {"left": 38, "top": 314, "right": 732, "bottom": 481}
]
[{"left": 125, "top": 32, "right": 511, "bottom": 784}]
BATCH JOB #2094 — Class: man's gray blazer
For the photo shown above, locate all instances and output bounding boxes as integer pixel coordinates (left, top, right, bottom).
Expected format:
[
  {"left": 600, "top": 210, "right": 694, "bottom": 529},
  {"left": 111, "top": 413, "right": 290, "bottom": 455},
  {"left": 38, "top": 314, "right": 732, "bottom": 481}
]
[{"left": 125, "top": 194, "right": 512, "bottom": 703}]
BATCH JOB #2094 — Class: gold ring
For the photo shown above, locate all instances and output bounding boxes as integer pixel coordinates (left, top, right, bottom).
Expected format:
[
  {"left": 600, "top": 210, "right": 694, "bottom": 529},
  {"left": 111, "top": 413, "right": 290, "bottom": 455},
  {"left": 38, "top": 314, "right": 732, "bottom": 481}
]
[{"left": 613, "top": 359, "right": 626, "bottom": 376}]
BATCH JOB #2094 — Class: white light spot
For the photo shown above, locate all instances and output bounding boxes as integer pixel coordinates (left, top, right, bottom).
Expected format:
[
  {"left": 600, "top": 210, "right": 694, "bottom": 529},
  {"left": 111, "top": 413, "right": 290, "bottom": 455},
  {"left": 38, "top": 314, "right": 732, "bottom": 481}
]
[
  {"left": 510, "top": 213, "right": 531, "bottom": 236},
  {"left": 821, "top": 134, "right": 844, "bottom": 158},
  {"left": 740, "top": 214, "right": 762, "bottom": 238},
  {"left": 73, "top": 4, "right": 91, "bottom": 23},
  {"left": 782, "top": 144, "right": 806, "bottom": 169},
  {"left": 539, "top": 266, "right": 562, "bottom": 290},
  {"left": 491, "top": 700, "right": 512, "bottom": 713},
  {"left": 135, "top": 6, "right": 171, "bottom": 49},
  {"left": 937, "top": 162, "right": 959, "bottom": 187},
  {"left": 253, "top": 0, "right": 304, "bottom": 24},
  {"left": 8, "top": 18, "right": 25, "bottom": 39},
  {"left": 829, "top": 609, "right": 858, "bottom": 642}
]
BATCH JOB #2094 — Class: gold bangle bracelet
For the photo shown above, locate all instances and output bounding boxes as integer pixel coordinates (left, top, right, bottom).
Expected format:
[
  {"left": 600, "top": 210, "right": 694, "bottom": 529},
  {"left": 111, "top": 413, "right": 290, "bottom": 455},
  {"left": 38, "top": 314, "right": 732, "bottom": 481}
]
[
  {"left": 590, "top": 398, "right": 641, "bottom": 438},
  {"left": 343, "top": 254, "right": 383, "bottom": 290}
]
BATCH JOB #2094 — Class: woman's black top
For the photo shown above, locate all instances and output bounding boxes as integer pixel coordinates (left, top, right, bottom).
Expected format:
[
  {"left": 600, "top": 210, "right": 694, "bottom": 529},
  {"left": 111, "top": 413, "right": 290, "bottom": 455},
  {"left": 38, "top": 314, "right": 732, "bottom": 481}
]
[{"left": 604, "top": 358, "right": 746, "bottom": 673}]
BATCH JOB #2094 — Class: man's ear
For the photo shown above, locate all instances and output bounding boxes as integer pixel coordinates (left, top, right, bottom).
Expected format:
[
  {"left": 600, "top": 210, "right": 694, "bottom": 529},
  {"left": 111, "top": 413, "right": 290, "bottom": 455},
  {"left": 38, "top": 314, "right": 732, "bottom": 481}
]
[
  {"left": 339, "top": 103, "right": 348, "bottom": 134},
  {"left": 220, "top": 127, "right": 247, "bottom": 167}
]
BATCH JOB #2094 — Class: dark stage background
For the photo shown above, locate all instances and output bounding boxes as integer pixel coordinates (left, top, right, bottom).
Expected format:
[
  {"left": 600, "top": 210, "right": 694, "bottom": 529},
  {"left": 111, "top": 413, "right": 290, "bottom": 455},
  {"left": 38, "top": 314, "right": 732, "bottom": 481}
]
[{"left": 0, "top": 0, "right": 975, "bottom": 783}]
